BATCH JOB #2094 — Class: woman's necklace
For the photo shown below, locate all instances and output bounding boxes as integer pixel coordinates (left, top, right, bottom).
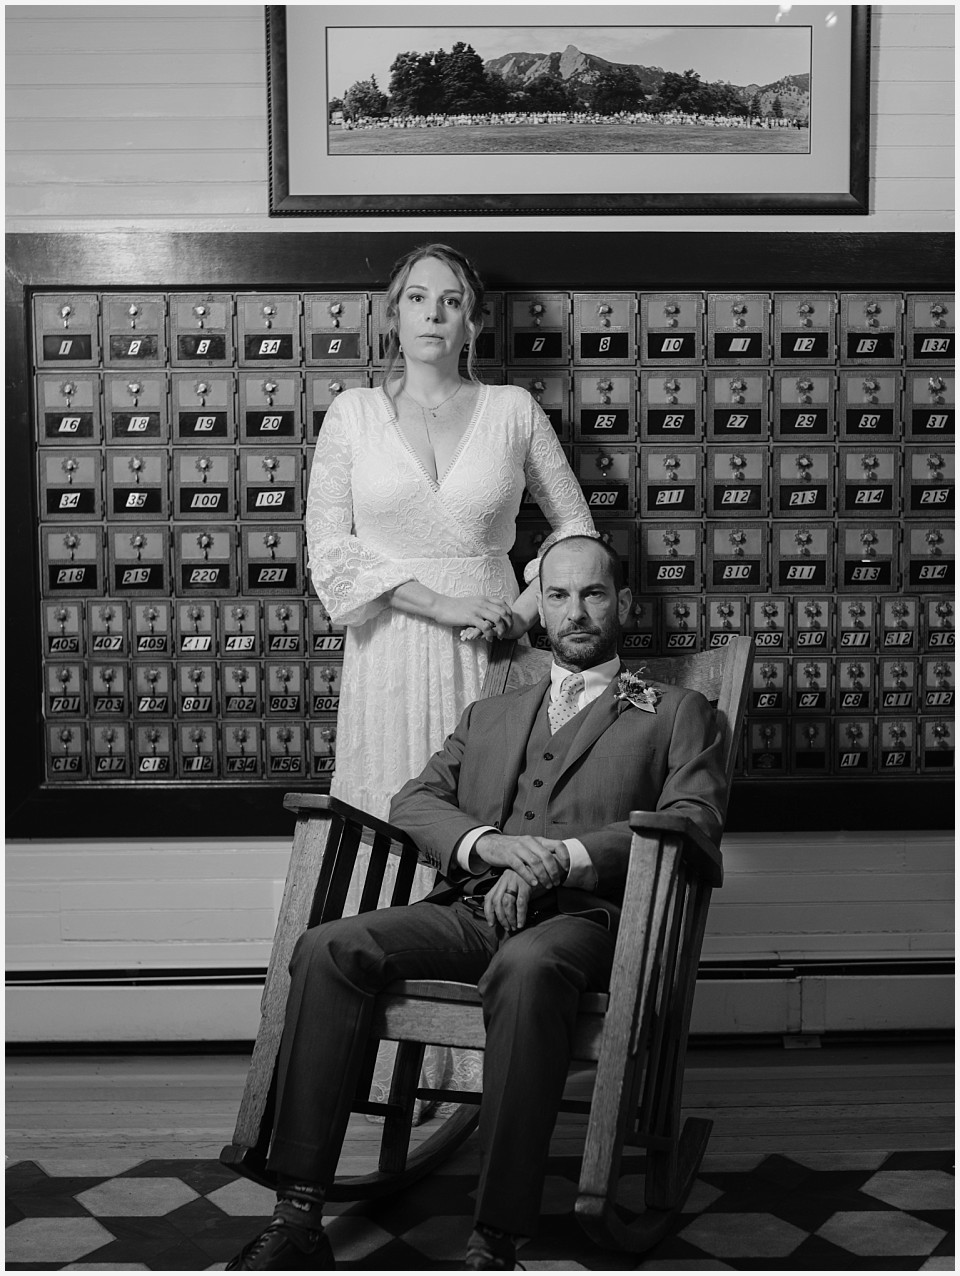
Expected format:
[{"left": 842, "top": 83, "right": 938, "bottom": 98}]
[{"left": 402, "top": 381, "right": 463, "bottom": 422}]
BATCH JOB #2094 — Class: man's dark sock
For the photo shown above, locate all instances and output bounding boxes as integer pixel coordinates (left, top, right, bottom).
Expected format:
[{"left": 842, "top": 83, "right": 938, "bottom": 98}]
[
  {"left": 474, "top": 1221, "right": 517, "bottom": 1264},
  {"left": 274, "top": 1180, "right": 326, "bottom": 1239}
]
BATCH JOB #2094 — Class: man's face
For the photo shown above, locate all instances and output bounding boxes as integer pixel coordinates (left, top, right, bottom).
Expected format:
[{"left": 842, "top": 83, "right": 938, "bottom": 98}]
[{"left": 540, "top": 541, "right": 632, "bottom": 670}]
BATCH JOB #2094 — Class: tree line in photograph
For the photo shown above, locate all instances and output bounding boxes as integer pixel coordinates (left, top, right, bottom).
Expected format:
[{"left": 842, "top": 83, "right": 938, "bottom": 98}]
[{"left": 330, "top": 41, "right": 803, "bottom": 123}]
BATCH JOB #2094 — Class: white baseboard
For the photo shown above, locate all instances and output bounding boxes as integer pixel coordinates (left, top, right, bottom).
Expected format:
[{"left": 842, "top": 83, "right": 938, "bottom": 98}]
[{"left": 7, "top": 971, "right": 953, "bottom": 1045}]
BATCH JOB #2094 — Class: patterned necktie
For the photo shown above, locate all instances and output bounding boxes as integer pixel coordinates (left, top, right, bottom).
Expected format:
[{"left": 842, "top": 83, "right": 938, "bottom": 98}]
[{"left": 548, "top": 672, "right": 584, "bottom": 734}]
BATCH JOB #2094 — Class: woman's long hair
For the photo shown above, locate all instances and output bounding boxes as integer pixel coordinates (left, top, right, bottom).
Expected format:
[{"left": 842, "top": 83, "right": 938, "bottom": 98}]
[{"left": 380, "top": 243, "right": 485, "bottom": 412}]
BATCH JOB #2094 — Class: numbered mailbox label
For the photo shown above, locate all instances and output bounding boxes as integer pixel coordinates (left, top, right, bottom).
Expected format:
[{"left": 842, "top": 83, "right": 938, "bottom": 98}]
[
  {"left": 779, "top": 332, "right": 833, "bottom": 360},
  {"left": 170, "top": 294, "right": 233, "bottom": 363},
  {"left": 178, "top": 722, "right": 218, "bottom": 776},
  {"left": 581, "top": 485, "right": 629, "bottom": 512},
  {"left": 845, "top": 334, "right": 897, "bottom": 360},
  {"left": 751, "top": 661, "right": 786, "bottom": 712},
  {"left": 650, "top": 334, "right": 697, "bottom": 360},
  {"left": 913, "top": 334, "right": 954, "bottom": 360},
  {"left": 312, "top": 331, "right": 362, "bottom": 362},
  {"left": 35, "top": 295, "right": 100, "bottom": 367},
  {"left": 242, "top": 526, "right": 303, "bottom": 593},
  {"left": 178, "top": 663, "right": 216, "bottom": 716},
  {"left": 43, "top": 332, "right": 95, "bottom": 362},
  {"left": 511, "top": 331, "right": 565, "bottom": 361},
  {"left": 910, "top": 410, "right": 955, "bottom": 438},
  {"left": 109, "top": 526, "right": 168, "bottom": 593},
  {"left": 264, "top": 601, "right": 305, "bottom": 654},
  {"left": 108, "top": 452, "right": 167, "bottom": 519},
  {"left": 90, "top": 723, "right": 131, "bottom": 777},
  {"left": 310, "top": 721, "right": 338, "bottom": 774},
  {"left": 45, "top": 602, "right": 84, "bottom": 656},
  {"left": 107, "top": 333, "right": 160, "bottom": 364},
  {"left": 644, "top": 527, "right": 700, "bottom": 591},
  {"left": 244, "top": 409, "right": 298, "bottom": 440},
  {"left": 579, "top": 330, "right": 631, "bottom": 361},
  {"left": 710, "top": 524, "right": 766, "bottom": 589},
  {"left": 176, "top": 528, "right": 236, "bottom": 594},
  {"left": 47, "top": 721, "right": 88, "bottom": 778},
  {"left": 878, "top": 720, "right": 916, "bottom": 771},
  {"left": 644, "top": 409, "right": 700, "bottom": 438},
  {"left": 907, "top": 528, "right": 955, "bottom": 589},
  {"left": 219, "top": 600, "right": 260, "bottom": 657},
  {"left": 778, "top": 408, "right": 831, "bottom": 438},
  {"left": 844, "top": 408, "right": 896, "bottom": 437},
  {"left": 42, "top": 451, "right": 101, "bottom": 518},
  {"left": 180, "top": 332, "right": 229, "bottom": 361},
  {"left": 135, "top": 723, "right": 175, "bottom": 777},
  {"left": 37, "top": 374, "right": 101, "bottom": 444},
  {"left": 244, "top": 486, "right": 298, "bottom": 517},
  {"left": 509, "top": 294, "right": 568, "bottom": 363},
  {"left": 176, "top": 600, "right": 216, "bottom": 654},
  {"left": 712, "top": 333, "right": 765, "bottom": 360},
  {"left": 43, "top": 529, "right": 101, "bottom": 594},
  {"left": 906, "top": 447, "right": 955, "bottom": 514},
  {"left": 243, "top": 334, "right": 294, "bottom": 361},
  {"left": 712, "top": 408, "right": 764, "bottom": 437}
]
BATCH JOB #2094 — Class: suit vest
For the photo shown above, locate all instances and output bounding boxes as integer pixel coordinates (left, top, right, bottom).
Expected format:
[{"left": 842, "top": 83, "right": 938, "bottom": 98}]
[{"left": 501, "top": 685, "right": 595, "bottom": 838}]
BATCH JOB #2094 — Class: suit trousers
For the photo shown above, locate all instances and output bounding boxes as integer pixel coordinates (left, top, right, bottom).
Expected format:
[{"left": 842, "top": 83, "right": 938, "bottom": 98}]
[{"left": 267, "top": 898, "right": 616, "bottom": 1236}]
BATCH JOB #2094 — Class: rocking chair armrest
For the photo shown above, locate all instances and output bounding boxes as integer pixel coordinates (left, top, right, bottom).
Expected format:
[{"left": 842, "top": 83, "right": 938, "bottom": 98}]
[
  {"left": 282, "top": 792, "right": 418, "bottom": 851},
  {"left": 628, "top": 810, "right": 723, "bottom": 887}
]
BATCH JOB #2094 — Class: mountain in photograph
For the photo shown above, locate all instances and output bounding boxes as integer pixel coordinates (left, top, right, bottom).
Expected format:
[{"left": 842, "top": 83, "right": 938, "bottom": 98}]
[
  {"left": 485, "top": 44, "right": 809, "bottom": 116},
  {"left": 485, "top": 45, "right": 664, "bottom": 96}
]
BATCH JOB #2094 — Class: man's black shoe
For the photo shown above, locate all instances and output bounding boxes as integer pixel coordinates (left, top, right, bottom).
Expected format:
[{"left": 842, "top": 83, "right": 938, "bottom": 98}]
[
  {"left": 462, "top": 1224, "right": 521, "bottom": 1270},
  {"left": 226, "top": 1218, "right": 333, "bottom": 1270}
]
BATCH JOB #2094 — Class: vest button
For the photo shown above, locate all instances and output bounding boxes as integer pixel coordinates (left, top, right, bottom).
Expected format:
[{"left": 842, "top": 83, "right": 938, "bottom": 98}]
[
  {"left": 532, "top": 778, "right": 543, "bottom": 788},
  {"left": 543, "top": 752, "right": 554, "bottom": 761},
  {"left": 524, "top": 811, "right": 535, "bottom": 820}
]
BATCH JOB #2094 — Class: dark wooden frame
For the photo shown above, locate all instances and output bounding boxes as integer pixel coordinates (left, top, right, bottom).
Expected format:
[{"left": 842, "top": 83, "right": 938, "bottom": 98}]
[
  {"left": 5, "top": 229, "right": 953, "bottom": 839},
  {"left": 266, "top": 5, "right": 871, "bottom": 217}
]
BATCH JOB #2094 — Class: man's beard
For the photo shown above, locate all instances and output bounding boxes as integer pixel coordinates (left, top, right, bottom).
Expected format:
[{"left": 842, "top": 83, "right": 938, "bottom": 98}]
[{"left": 550, "top": 622, "right": 617, "bottom": 668}]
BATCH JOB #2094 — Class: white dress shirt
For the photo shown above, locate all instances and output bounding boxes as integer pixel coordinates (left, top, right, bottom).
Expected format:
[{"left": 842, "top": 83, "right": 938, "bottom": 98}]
[{"left": 455, "top": 655, "right": 622, "bottom": 891}]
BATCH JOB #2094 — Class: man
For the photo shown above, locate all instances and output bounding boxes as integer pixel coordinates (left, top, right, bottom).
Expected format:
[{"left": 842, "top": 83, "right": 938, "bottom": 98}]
[{"left": 228, "top": 536, "right": 726, "bottom": 1271}]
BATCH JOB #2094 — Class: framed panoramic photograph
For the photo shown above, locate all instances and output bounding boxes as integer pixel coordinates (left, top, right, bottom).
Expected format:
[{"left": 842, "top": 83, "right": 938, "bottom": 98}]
[{"left": 266, "top": 4, "right": 870, "bottom": 216}]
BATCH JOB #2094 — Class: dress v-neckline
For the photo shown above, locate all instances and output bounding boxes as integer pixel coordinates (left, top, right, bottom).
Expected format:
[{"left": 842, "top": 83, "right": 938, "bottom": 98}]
[{"left": 384, "top": 383, "right": 488, "bottom": 492}]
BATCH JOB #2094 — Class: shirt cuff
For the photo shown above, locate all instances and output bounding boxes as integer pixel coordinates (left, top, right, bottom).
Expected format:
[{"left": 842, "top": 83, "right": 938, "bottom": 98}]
[
  {"left": 456, "top": 826, "right": 498, "bottom": 875},
  {"left": 562, "top": 838, "right": 597, "bottom": 891}
]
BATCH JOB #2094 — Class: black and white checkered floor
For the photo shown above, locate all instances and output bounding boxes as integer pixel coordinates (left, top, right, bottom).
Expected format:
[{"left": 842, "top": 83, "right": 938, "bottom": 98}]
[{"left": 6, "top": 1146, "right": 954, "bottom": 1270}]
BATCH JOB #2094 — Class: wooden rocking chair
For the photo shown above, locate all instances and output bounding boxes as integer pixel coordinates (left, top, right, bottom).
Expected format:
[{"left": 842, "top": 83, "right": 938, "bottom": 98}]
[{"left": 221, "top": 633, "right": 753, "bottom": 1253}]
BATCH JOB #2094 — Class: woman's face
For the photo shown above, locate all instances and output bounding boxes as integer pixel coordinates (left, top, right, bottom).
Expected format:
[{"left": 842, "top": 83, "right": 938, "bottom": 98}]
[{"left": 395, "top": 256, "right": 469, "bottom": 370}]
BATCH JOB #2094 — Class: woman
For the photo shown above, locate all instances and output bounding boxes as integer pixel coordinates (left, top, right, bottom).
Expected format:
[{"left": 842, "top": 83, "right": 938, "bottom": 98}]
[
  {"left": 306, "top": 242, "right": 595, "bottom": 826},
  {"left": 304, "top": 243, "right": 596, "bottom": 1103}
]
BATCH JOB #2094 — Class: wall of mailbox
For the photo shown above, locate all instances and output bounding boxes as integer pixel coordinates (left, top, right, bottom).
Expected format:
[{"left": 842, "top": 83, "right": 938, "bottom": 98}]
[{"left": 33, "top": 288, "right": 954, "bottom": 786}]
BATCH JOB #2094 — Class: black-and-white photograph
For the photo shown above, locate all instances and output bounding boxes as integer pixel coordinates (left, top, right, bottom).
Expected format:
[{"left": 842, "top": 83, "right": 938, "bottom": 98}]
[
  {"left": 5, "top": 1, "right": 955, "bottom": 1272},
  {"left": 327, "top": 24, "right": 811, "bottom": 157}
]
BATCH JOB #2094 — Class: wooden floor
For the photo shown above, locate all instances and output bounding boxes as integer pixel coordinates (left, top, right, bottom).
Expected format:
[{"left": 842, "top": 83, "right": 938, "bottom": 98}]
[
  {"left": 7, "top": 1039, "right": 953, "bottom": 1167},
  {"left": 6, "top": 1041, "right": 954, "bottom": 1271}
]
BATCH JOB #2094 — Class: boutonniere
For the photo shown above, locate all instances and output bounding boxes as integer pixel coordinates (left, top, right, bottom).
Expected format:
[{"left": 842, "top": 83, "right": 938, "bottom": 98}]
[{"left": 615, "top": 668, "right": 661, "bottom": 714}]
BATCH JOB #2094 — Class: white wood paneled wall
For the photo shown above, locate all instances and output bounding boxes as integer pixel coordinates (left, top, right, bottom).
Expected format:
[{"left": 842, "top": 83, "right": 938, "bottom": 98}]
[
  {"left": 5, "top": 4, "right": 954, "bottom": 233},
  {"left": 8, "top": 832, "right": 952, "bottom": 973},
  {"left": 6, "top": 832, "right": 953, "bottom": 1041}
]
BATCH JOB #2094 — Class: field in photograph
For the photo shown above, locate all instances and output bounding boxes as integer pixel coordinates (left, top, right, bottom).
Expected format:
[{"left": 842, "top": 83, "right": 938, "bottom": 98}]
[{"left": 328, "top": 122, "right": 810, "bottom": 157}]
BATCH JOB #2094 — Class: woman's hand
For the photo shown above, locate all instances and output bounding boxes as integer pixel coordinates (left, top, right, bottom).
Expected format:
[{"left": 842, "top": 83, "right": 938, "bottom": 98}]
[
  {"left": 459, "top": 606, "right": 532, "bottom": 643},
  {"left": 433, "top": 593, "right": 513, "bottom": 636}
]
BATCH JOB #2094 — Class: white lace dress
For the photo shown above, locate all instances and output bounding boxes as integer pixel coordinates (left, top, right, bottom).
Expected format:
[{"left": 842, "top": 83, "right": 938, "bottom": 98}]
[{"left": 304, "top": 381, "right": 595, "bottom": 1102}]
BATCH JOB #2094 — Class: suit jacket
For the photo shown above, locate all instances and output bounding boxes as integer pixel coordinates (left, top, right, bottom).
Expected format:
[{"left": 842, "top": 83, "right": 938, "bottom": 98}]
[{"left": 388, "top": 671, "right": 727, "bottom": 932}]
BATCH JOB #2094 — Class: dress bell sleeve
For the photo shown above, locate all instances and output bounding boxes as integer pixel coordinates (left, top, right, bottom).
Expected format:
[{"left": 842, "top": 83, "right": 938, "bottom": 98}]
[
  {"left": 520, "top": 394, "right": 598, "bottom": 585},
  {"left": 304, "top": 397, "right": 415, "bottom": 626}
]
